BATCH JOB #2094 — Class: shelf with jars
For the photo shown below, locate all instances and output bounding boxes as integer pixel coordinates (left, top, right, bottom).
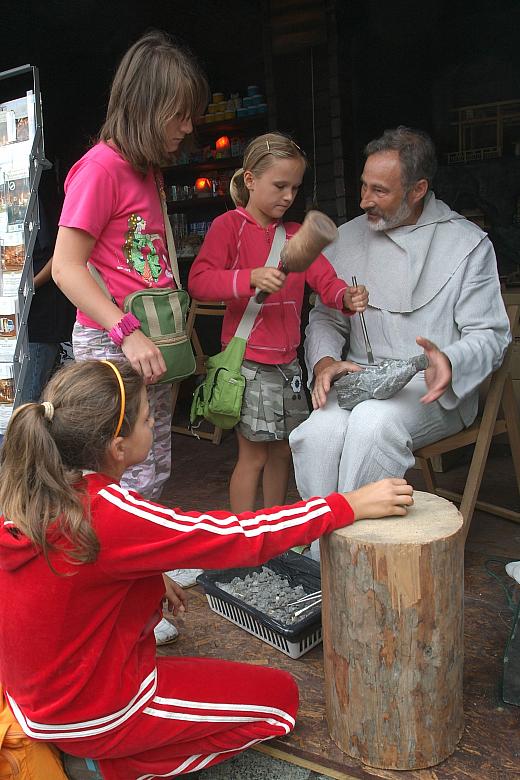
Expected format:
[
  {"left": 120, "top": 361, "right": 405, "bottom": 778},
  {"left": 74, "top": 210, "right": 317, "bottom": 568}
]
[{"left": 164, "top": 87, "right": 268, "bottom": 265}]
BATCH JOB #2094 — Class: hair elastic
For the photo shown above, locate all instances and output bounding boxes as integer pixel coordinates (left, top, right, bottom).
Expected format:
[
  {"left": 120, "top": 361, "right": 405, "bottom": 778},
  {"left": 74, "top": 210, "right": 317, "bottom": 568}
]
[
  {"left": 41, "top": 401, "right": 54, "bottom": 421},
  {"left": 100, "top": 360, "right": 126, "bottom": 437}
]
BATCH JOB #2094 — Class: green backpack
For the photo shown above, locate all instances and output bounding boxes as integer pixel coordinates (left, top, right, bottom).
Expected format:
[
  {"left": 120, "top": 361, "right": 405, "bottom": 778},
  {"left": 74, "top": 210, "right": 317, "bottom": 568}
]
[{"left": 190, "top": 337, "right": 246, "bottom": 430}]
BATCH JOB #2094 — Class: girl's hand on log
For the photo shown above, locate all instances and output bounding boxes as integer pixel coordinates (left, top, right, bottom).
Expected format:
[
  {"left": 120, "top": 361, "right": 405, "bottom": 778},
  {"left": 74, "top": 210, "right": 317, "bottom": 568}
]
[
  {"left": 343, "top": 284, "right": 368, "bottom": 313},
  {"left": 344, "top": 478, "right": 414, "bottom": 520},
  {"left": 251, "top": 266, "right": 287, "bottom": 294}
]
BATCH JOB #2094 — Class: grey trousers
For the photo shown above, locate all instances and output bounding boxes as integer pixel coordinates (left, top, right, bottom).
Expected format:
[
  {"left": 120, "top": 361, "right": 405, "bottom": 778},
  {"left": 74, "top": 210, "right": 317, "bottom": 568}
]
[
  {"left": 290, "top": 374, "right": 467, "bottom": 561},
  {"left": 290, "top": 373, "right": 466, "bottom": 498}
]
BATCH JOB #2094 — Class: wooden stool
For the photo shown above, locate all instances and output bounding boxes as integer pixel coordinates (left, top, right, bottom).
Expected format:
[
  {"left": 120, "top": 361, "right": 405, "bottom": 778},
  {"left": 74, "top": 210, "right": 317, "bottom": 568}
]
[
  {"left": 414, "top": 302, "right": 520, "bottom": 532},
  {"left": 321, "top": 491, "right": 464, "bottom": 770}
]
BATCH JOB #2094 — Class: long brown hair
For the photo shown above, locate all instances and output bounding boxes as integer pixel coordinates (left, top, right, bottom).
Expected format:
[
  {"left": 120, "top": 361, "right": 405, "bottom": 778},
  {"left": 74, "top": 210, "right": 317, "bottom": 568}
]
[
  {"left": 0, "top": 361, "right": 144, "bottom": 569},
  {"left": 99, "top": 30, "right": 209, "bottom": 173},
  {"left": 230, "top": 132, "right": 308, "bottom": 207}
]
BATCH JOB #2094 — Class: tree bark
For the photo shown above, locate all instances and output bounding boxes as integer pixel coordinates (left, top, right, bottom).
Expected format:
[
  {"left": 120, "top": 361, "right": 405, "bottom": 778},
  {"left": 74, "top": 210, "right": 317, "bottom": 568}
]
[{"left": 321, "top": 491, "right": 464, "bottom": 770}]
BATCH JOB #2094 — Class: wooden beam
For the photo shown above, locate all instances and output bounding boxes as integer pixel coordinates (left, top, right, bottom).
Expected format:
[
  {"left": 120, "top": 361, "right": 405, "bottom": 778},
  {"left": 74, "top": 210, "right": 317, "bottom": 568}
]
[{"left": 253, "top": 742, "right": 361, "bottom": 779}]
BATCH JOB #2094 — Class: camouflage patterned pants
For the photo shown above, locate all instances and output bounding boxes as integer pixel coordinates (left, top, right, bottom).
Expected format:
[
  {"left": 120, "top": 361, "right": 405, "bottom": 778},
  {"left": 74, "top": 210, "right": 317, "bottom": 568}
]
[
  {"left": 239, "top": 358, "right": 309, "bottom": 442},
  {"left": 72, "top": 323, "right": 172, "bottom": 499}
]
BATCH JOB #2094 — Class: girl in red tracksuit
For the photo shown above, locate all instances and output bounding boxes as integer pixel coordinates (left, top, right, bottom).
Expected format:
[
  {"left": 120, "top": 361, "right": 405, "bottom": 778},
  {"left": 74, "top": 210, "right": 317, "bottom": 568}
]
[
  {"left": 0, "top": 360, "right": 412, "bottom": 780},
  {"left": 189, "top": 132, "right": 368, "bottom": 514}
]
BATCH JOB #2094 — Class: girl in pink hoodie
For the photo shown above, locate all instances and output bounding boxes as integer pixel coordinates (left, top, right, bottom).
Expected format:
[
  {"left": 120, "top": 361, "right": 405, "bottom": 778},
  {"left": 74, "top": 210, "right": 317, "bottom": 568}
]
[{"left": 189, "top": 132, "right": 368, "bottom": 513}]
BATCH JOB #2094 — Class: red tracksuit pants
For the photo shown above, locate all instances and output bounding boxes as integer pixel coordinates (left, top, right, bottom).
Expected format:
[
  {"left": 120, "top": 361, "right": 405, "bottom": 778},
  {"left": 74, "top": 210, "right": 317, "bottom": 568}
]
[{"left": 55, "top": 657, "right": 299, "bottom": 779}]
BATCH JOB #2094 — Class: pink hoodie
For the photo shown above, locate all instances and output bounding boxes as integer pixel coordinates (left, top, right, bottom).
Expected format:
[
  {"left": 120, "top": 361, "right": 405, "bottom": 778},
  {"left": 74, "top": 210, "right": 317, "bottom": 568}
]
[{"left": 188, "top": 208, "right": 351, "bottom": 364}]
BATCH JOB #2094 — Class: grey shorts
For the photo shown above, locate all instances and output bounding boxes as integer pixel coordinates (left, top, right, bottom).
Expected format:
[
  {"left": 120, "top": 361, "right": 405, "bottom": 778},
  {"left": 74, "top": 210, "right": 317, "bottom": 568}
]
[{"left": 238, "top": 358, "right": 309, "bottom": 442}]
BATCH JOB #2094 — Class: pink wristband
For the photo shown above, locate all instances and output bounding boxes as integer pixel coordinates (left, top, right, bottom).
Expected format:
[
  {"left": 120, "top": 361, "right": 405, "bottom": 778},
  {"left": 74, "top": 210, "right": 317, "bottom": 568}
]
[{"left": 108, "top": 313, "right": 141, "bottom": 347}]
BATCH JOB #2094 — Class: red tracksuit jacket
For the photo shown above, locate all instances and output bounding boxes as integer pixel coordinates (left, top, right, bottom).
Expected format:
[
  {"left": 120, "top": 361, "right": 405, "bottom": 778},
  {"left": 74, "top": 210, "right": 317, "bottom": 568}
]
[
  {"left": 0, "top": 473, "right": 353, "bottom": 742},
  {"left": 188, "top": 208, "right": 350, "bottom": 365}
]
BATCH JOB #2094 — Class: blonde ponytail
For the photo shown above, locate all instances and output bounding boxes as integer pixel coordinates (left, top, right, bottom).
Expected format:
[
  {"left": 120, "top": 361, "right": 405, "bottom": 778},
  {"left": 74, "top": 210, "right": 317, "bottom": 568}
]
[{"left": 229, "top": 167, "right": 249, "bottom": 206}]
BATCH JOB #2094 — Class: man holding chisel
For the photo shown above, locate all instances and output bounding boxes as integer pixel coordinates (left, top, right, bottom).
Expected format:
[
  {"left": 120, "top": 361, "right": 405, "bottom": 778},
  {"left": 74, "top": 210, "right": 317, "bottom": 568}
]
[{"left": 290, "top": 126, "right": 510, "bottom": 537}]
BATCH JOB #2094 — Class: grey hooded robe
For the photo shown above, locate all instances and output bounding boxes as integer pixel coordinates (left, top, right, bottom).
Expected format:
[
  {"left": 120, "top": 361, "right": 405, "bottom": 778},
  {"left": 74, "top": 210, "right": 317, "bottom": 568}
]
[{"left": 290, "top": 193, "right": 511, "bottom": 499}]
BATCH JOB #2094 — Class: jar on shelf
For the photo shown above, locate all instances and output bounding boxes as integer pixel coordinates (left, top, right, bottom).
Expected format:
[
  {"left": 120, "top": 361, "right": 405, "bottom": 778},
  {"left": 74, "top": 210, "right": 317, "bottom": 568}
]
[{"left": 169, "top": 213, "right": 188, "bottom": 244}]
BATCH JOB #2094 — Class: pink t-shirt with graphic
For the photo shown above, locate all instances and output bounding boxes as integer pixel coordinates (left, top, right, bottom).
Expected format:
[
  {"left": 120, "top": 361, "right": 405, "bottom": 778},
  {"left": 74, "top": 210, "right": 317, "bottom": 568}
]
[{"left": 59, "top": 142, "right": 174, "bottom": 329}]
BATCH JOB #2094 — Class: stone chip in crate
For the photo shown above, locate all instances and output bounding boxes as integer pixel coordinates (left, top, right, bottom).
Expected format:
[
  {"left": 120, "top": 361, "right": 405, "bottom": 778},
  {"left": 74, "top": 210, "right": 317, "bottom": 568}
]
[{"left": 196, "top": 551, "right": 322, "bottom": 658}]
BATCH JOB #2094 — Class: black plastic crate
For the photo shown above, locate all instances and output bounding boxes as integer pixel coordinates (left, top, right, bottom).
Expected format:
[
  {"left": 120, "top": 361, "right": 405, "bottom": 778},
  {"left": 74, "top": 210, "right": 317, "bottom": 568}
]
[{"left": 197, "top": 551, "right": 322, "bottom": 658}]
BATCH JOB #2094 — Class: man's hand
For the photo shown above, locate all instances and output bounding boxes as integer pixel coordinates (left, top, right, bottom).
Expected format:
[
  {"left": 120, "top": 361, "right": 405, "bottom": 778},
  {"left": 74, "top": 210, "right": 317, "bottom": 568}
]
[
  {"left": 343, "top": 284, "right": 368, "bottom": 313},
  {"left": 416, "top": 336, "right": 452, "bottom": 403},
  {"left": 162, "top": 574, "right": 188, "bottom": 617},
  {"left": 251, "top": 267, "right": 286, "bottom": 294},
  {"left": 312, "top": 357, "right": 362, "bottom": 409}
]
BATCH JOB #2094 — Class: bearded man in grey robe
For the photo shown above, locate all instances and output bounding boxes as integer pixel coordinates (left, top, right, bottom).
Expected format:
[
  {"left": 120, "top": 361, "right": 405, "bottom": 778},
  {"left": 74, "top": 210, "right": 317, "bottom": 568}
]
[{"left": 290, "top": 126, "right": 511, "bottom": 513}]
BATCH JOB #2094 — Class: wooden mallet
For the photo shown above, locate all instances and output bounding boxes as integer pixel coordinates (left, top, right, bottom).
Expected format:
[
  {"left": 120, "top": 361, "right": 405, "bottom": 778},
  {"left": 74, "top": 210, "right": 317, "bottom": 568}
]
[{"left": 255, "top": 210, "right": 338, "bottom": 303}]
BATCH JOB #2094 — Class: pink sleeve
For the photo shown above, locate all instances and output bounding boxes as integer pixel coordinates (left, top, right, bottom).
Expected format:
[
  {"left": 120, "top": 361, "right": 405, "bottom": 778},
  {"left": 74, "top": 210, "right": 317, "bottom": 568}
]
[
  {"left": 188, "top": 215, "right": 253, "bottom": 301},
  {"left": 59, "top": 159, "right": 117, "bottom": 240},
  {"left": 306, "top": 253, "right": 351, "bottom": 313}
]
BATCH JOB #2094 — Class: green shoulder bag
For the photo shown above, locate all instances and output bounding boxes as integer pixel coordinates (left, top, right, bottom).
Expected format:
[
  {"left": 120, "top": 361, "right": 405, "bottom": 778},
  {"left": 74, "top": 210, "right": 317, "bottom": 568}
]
[
  {"left": 122, "top": 287, "right": 196, "bottom": 384},
  {"left": 190, "top": 336, "right": 246, "bottom": 429},
  {"left": 189, "top": 223, "right": 286, "bottom": 430}
]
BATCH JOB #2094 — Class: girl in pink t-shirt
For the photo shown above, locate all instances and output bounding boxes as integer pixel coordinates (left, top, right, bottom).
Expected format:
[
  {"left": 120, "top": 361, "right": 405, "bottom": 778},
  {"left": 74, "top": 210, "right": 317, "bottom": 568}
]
[
  {"left": 53, "top": 30, "right": 207, "bottom": 505},
  {"left": 53, "top": 31, "right": 208, "bottom": 643}
]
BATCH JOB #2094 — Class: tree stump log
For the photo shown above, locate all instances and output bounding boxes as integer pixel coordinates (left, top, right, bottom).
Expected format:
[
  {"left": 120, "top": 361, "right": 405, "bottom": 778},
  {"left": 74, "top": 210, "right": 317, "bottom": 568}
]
[{"left": 321, "top": 491, "right": 464, "bottom": 770}]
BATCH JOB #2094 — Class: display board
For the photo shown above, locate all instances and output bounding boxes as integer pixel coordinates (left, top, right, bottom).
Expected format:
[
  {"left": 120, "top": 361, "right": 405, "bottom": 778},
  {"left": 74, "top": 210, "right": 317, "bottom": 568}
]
[{"left": 0, "top": 65, "right": 45, "bottom": 432}]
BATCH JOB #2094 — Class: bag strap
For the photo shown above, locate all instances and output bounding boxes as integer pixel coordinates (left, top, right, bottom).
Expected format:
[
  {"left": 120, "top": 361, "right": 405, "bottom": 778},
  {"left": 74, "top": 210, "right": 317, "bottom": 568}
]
[
  {"left": 87, "top": 261, "right": 115, "bottom": 302},
  {"left": 156, "top": 175, "right": 182, "bottom": 290},
  {"left": 234, "top": 223, "right": 286, "bottom": 341}
]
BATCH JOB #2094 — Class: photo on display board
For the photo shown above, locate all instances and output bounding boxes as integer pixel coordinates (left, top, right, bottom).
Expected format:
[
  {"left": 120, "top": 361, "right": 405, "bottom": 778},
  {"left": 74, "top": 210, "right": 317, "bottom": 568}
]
[
  {"left": 0, "top": 93, "right": 35, "bottom": 240},
  {"left": 1, "top": 240, "right": 24, "bottom": 271},
  {"left": 5, "top": 173, "right": 29, "bottom": 232},
  {"left": 0, "top": 109, "right": 16, "bottom": 147},
  {"left": 0, "top": 94, "right": 34, "bottom": 149},
  {"left": 0, "top": 362, "right": 14, "bottom": 405}
]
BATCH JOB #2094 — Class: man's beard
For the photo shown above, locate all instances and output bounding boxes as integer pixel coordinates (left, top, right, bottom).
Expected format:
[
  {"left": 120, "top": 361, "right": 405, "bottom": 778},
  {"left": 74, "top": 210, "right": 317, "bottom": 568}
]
[{"left": 366, "top": 197, "right": 413, "bottom": 232}]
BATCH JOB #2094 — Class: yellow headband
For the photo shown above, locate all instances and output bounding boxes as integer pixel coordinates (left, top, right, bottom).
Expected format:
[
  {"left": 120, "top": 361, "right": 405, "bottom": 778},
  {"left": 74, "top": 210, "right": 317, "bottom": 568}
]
[{"left": 100, "top": 360, "right": 126, "bottom": 437}]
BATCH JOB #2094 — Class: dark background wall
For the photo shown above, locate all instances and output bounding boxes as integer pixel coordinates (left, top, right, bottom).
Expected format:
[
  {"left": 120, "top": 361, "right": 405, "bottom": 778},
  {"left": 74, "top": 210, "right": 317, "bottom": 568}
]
[
  {"left": 337, "top": 2, "right": 520, "bottom": 200},
  {"left": 1, "top": 0, "right": 519, "bottom": 276},
  {"left": 334, "top": 0, "right": 520, "bottom": 276},
  {"left": 0, "top": 0, "right": 265, "bottom": 181}
]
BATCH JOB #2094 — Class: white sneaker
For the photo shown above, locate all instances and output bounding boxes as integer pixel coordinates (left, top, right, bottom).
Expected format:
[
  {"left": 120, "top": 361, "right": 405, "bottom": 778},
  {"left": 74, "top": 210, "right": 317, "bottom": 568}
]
[
  {"left": 154, "top": 617, "right": 179, "bottom": 646},
  {"left": 165, "top": 569, "right": 203, "bottom": 588},
  {"left": 505, "top": 561, "right": 520, "bottom": 584}
]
